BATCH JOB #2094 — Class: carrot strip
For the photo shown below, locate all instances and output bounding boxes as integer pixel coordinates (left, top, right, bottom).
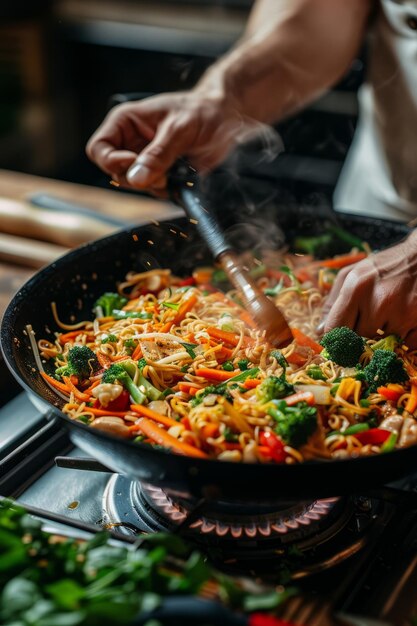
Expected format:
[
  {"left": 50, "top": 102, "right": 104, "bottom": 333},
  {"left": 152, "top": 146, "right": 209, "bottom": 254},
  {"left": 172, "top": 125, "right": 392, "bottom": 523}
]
[
  {"left": 291, "top": 328, "right": 322, "bottom": 354},
  {"left": 130, "top": 404, "right": 179, "bottom": 428},
  {"left": 40, "top": 371, "right": 70, "bottom": 394},
  {"left": 195, "top": 367, "right": 240, "bottom": 382},
  {"left": 201, "top": 423, "right": 220, "bottom": 439},
  {"left": 206, "top": 327, "right": 252, "bottom": 348},
  {"left": 243, "top": 378, "right": 262, "bottom": 389},
  {"left": 286, "top": 352, "right": 308, "bottom": 366},
  {"left": 62, "top": 376, "right": 90, "bottom": 402},
  {"left": 178, "top": 382, "right": 202, "bottom": 396},
  {"left": 160, "top": 293, "right": 198, "bottom": 333},
  {"left": 97, "top": 352, "right": 113, "bottom": 368},
  {"left": 131, "top": 344, "right": 143, "bottom": 360},
  {"left": 84, "top": 380, "right": 101, "bottom": 395},
  {"left": 86, "top": 407, "right": 130, "bottom": 417},
  {"left": 135, "top": 417, "right": 208, "bottom": 458},
  {"left": 305, "top": 252, "right": 367, "bottom": 271},
  {"left": 58, "top": 330, "right": 94, "bottom": 345},
  {"left": 405, "top": 383, "right": 417, "bottom": 414}
]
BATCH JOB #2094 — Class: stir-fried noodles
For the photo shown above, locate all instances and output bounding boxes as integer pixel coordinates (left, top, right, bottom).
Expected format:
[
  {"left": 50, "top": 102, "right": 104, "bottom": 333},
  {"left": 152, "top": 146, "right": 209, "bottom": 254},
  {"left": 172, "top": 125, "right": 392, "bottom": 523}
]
[{"left": 30, "top": 249, "right": 417, "bottom": 464}]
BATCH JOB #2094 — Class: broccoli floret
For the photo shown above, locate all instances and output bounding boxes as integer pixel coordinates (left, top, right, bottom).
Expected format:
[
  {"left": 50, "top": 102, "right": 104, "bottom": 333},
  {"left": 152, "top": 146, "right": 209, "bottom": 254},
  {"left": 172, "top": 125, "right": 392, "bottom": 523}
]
[
  {"left": 101, "top": 334, "right": 117, "bottom": 344},
  {"left": 320, "top": 326, "right": 365, "bottom": 367},
  {"left": 363, "top": 349, "right": 409, "bottom": 393},
  {"left": 102, "top": 363, "right": 146, "bottom": 404},
  {"left": 136, "top": 358, "right": 162, "bottom": 401},
  {"left": 256, "top": 376, "right": 294, "bottom": 404},
  {"left": 94, "top": 292, "right": 128, "bottom": 317},
  {"left": 294, "top": 233, "right": 333, "bottom": 257},
  {"left": 269, "top": 350, "right": 288, "bottom": 374},
  {"left": 55, "top": 345, "right": 99, "bottom": 380},
  {"left": 370, "top": 334, "right": 400, "bottom": 352},
  {"left": 268, "top": 401, "right": 318, "bottom": 447}
]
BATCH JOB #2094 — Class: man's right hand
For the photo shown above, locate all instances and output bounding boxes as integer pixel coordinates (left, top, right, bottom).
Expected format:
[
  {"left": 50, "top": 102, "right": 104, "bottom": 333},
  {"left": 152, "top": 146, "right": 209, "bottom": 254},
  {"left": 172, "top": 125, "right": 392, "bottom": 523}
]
[{"left": 86, "top": 91, "right": 245, "bottom": 195}]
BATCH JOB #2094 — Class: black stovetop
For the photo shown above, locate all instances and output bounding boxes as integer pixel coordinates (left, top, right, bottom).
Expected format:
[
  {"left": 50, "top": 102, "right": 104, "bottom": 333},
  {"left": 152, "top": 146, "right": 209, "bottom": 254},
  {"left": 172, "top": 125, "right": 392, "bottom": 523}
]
[{"left": 2, "top": 391, "right": 417, "bottom": 626}]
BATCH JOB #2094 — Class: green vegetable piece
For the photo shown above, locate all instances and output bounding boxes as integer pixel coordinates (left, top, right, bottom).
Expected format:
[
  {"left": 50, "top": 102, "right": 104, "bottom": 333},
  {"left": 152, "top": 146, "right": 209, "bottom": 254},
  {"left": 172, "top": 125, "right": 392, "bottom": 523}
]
[
  {"left": 363, "top": 349, "right": 409, "bottom": 393},
  {"left": 370, "top": 334, "right": 400, "bottom": 352},
  {"left": 343, "top": 422, "right": 370, "bottom": 436},
  {"left": 256, "top": 376, "right": 294, "bottom": 404},
  {"left": 94, "top": 292, "right": 128, "bottom": 317},
  {"left": 268, "top": 401, "right": 318, "bottom": 448},
  {"left": 55, "top": 345, "right": 99, "bottom": 380},
  {"left": 162, "top": 302, "right": 180, "bottom": 311},
  {"left": 359, "top": 399, "right": 370, "bottom": 407},
  {"left": 381, "top": 432, "right": 398, "bottom": 453},
  {"left": 101, "top": 334, "right": 117, "bottom": 344},
  {"left": 112, "top": 309, "right": 152, "bottom": 320},
  {"left": 320, "top": 326, "right": 365, "bottom": 367},
  {"left": 181, "top": 342, "right": 198, "bottom": 359},
  {"left": 269, "top": 350, "right": 288, "bottom": 373},
  {"left": 102, "top": 362, "right": 146, "bottom": 404},
  {"left": 238, "top": 359, "right": 249, "bottom": 371},
  {"left": 222, "top": 361, "right": 234, "bottom": 371},
  {"left": 306, "top": 365, "right": 326, "bottom": 381}
]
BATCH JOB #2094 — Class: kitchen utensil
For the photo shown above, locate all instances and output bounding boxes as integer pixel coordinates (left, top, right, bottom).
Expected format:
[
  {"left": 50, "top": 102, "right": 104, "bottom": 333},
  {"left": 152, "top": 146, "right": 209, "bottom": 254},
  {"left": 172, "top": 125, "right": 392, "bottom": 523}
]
[
  {"left": 169, "top": 162, "right": 293, "bottom": 347},
  {"left": 1, "top": 211, "right": 413, "bottom": 502}
]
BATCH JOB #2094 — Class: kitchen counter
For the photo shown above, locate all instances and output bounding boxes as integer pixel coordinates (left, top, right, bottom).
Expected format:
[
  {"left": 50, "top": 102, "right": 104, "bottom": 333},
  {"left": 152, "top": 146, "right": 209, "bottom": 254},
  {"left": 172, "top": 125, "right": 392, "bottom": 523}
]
[{"left": 0, "top": 168, "right": 182, "bottom": 319}]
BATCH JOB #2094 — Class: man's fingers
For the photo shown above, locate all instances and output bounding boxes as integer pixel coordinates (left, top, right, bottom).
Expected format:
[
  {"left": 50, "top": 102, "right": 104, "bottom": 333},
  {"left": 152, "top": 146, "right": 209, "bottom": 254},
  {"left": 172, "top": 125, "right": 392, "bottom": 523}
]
[{"left": 323, "top": 291, "right": 359, "bottom": 333}]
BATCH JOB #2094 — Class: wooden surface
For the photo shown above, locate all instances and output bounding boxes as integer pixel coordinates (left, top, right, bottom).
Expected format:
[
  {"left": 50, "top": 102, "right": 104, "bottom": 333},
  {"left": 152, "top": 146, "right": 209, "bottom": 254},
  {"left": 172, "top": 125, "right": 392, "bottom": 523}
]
[{"left": 0, "top": 169, "right": 182, "bottom": 320}]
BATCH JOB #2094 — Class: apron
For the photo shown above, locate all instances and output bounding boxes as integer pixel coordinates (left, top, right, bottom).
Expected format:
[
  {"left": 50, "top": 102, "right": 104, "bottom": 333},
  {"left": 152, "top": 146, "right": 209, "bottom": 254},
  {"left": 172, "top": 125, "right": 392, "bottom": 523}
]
[{"left": 334, "top": 0, "right": 417, "bottom": 222}]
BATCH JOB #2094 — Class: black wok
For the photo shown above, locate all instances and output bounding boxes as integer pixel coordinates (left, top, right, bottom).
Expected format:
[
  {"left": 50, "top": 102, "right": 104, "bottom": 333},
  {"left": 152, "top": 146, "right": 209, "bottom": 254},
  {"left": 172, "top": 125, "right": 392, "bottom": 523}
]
[{"left": 1, "top": 210, "right": 415, "bottom": 502}]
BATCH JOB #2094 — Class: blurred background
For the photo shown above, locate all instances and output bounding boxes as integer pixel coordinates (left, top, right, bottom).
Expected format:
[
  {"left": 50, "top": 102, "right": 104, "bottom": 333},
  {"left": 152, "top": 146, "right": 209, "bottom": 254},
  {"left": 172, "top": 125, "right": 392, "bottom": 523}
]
[{"left": 0, "top": 0, "right": 364, "bottom": 204}]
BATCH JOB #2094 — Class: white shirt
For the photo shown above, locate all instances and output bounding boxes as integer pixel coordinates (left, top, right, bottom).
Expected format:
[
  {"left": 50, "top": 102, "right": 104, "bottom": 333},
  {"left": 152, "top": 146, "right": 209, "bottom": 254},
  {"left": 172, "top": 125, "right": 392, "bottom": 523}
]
[{"left": 334, "top": 0, "right": 417, "bottom": 222}]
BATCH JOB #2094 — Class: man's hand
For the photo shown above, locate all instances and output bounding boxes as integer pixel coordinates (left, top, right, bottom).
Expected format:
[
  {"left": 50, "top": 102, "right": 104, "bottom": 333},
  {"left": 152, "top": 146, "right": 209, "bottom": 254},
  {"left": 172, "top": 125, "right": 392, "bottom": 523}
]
[
  {"left": 322, "top": 232, "right": 417, "bottom": 347},
  {"left": 86, "top": 91, "right": 245, "bottom": 195}
]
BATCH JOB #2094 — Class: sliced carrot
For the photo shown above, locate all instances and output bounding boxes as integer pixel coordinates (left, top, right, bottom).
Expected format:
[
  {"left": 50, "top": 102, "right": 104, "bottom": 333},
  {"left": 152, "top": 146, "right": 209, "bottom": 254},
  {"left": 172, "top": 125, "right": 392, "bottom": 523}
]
[
  {"left": 305, "top": 252, "right": 367, "bottom": 271},
  {"left": 192, "top": 267, "right": 213, "bottom": 284},
  {"left": 83, "top": 380, "right": 101, "bottom": 395},
  {"left": 62, "top": 376, "right": 90, "bottom": 402},
  {"left": 58, "top": 330, "right": 94, "bottom": 345},
  {"left": 160, "top": 293, "right": 198, "bottom": 332},
  {"left": 291, "top": 328, "right": 322, "bottom": 354},
  {"left": 206, "top": 327, "right": 252, "bottom": 348},
  {"left": 85, "top": 407, "right": 130, "bottom": 417},
  {"left": 201, "top": 423, "right": 220, "bottom": 439},
  {"left": 96, "top": 352, "right": 113, "bottom": 368},
  {"left": 130, "top": 404, "right": 179, "bottom": 428},
  {"left": 40, "top": 371, "right": 70, "bottom": 394},
  {"left": 243, "top": 378, "right": 262, "bottom": 389},
  {"left": 286, "top": 352, "right": 308, "bottom": 366},
  {"left": 377, "top": 384, "right": 405, "bottom": 403},
  {"left": 178, "top": 382, "right": 202, "bottom": 396},
  {"left": 195, "top": 367, "right": 240, "bottom": 382},
  {"left": 134, "top": 417, "right": 208, "bottom": 458},
  {"left": 405, "top": 383, "right": 417, "bottom": 414},
  {"left": 131, "top": 344, "right": 143, "bottom": 360}
]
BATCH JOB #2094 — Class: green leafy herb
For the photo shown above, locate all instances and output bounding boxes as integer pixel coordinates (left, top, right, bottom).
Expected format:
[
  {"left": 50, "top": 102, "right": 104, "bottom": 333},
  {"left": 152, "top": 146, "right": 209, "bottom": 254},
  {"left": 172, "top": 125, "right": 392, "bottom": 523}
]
[
  {"left": 162, "top": 302, "right": 180, "bottom": 311},
  {"left": 180, "top": 342, "right": 198, "bottom": 359}
]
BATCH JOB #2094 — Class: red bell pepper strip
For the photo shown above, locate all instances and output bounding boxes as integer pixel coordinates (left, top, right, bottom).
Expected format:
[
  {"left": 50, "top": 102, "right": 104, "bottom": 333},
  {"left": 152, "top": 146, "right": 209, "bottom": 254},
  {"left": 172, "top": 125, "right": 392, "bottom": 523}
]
[
  {"left": 259, "top": 431, "right": 287, "bottom": 463},
  {"left": 355, "top": 428, "right": 391, "bottom": 446},
  {"left": 102, "top": 389, "right": 131, "bottom": 412},
  {"left": 377, "top": 384, "right": 405, "bottom": 403}
]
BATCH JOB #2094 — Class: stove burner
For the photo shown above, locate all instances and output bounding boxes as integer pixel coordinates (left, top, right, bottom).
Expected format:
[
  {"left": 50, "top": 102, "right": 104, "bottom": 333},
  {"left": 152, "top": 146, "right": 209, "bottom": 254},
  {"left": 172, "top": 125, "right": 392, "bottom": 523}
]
[{"left": 140, "top": 482, "right": 339, "bottom": 540}]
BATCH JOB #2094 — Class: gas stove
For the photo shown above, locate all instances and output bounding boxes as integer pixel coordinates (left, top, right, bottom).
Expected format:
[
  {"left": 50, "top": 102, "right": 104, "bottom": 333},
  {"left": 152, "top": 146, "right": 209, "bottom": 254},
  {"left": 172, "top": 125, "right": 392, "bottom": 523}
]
[{"left": 2, "top": 391, "right": 417, "bottom": 625}]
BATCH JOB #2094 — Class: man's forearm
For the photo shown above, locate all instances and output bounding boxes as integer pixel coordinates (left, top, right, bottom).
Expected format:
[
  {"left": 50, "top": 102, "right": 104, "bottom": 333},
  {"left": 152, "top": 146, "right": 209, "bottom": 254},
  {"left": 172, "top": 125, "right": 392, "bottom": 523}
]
[{"left": 197, "top": 0, "right": 372, "bottom": 124}]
